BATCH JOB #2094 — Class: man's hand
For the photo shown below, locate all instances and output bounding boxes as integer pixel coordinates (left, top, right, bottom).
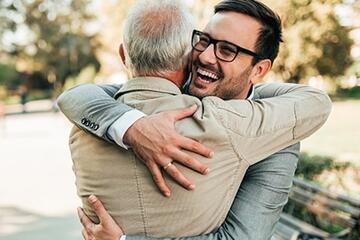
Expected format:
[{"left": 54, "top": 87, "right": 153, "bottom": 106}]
[
  {"left": 123, "top": 104, "right": 214, "bottom": 197},
  {"left": 78, "top": 195, "right": 123, "bottom": 240}
]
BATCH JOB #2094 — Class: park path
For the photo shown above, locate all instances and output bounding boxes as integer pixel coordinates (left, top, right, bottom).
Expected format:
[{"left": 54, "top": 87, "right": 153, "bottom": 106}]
[{"left": 0, "top": 112, "right": 81, "bottom": 239}]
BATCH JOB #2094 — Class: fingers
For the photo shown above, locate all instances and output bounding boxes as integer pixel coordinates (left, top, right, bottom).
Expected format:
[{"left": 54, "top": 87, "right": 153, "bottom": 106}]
[
  {"left": 171, "top": 105, "right": 198, "bottom": 121},
  {"left": 81, "top": 229, "right": 87, "bottom": 240},
  {"left": 146, "top": 161, "right": 171, "bottom": 197},
  {"left": 171, "top": 148, "right": 209, "bottom": 175},
  {"left": 78, "top": 207, "right": 94, "bottom": 232},
  {"left": 180, "top": 136, "right": 214, "bottom": 158},
  {"left": 82, "top": 228, "right": 94, "bottom": 240},
  {"left": 88, "top": 195, "right": 109, "bottom": 224},
  {"left": 164, "top": 163, "right": 195, "bottom": 190}
]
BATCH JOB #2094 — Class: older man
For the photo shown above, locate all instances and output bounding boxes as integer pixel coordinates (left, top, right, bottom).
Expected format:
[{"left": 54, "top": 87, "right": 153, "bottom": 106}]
[{"left": 58, "top": 0, "right": 331, "bottom": 239}]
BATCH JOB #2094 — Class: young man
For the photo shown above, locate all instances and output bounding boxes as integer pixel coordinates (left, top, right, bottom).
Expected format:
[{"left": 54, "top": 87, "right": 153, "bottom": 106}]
[{"left": 58, "top": 0, "right": 331, "bottom": 239}]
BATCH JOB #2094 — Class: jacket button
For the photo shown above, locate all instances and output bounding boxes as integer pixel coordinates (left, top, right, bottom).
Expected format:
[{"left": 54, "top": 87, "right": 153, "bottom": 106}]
[
  {"left": 90, "top": 122, "right": 95, "bottom": 129},
  {"left": 81, "top": 118, "right": 87, "bottom": 125},
  {"left": 94, "top": 124, "right": 99, "bottom": 130},
  {"left": 85, "top": 120, "right": 90, "bottom": 127}
]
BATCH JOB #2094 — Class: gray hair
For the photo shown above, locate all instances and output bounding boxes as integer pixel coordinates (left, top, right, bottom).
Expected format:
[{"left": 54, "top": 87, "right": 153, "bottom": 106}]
[{"left": 123, "top": 0, "right": 195, "bottom": 76}]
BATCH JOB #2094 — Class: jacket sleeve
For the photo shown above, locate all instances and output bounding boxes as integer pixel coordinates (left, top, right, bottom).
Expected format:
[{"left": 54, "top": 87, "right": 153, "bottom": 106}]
[
  {"left": 205, "top": 83, "right": 332, "bottom": 165},
  {"left": 57, "top": 83, "right": 133, "bottom": 143}
]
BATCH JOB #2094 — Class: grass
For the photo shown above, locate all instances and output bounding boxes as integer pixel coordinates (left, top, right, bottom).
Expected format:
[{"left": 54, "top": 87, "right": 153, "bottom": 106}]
[
  {"left": 301, "top": 100, "right": 360, "bottom": 165},
  {"left": 299, "top": 100, "right": 360, "bottom": 199},
  {"left": 4, "top": 90, "right": 52, "bottom": 105}
]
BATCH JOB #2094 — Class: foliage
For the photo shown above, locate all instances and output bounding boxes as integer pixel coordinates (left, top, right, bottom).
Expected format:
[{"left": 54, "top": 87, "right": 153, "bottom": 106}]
[
  {"left": 0, "top": 0, "right": 100, "bottom": 93},
  {"left": 63, "top": 65, "right": 97, "bottom": 90},
  {"left": 295, "top": 152, "right": 351, "bottom": 180},
  {"left": 263, "top": 0, "right": 354, "bottom": 83},
  {"left": 346, "top": 58, "right": 360, "bottom": 78},
  {"left": 0, "top": 63, "right": 20, "bottom": 89},
  {"left": 334, "top": 86, "right": 360, "bottom": 100},
  {"left": 0, "top": 0, "right": 356, "bottom": 93}
]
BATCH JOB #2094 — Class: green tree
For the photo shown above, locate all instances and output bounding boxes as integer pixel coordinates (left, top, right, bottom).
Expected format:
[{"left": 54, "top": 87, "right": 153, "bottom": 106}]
[
  {"left": 0, "top": 63, "right": 20, "bottom": 89},
  {"left": 0, "top": 0, "right": 100, "bottom": 93},
  {"left": 263, "top": 0, "right": 354, "bottom": 83}
]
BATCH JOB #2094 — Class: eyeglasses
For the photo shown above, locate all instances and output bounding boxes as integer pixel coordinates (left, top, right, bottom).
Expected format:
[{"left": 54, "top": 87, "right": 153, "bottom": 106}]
[{"left": 191, "top": 30, "right": 261, "bottom": 62}]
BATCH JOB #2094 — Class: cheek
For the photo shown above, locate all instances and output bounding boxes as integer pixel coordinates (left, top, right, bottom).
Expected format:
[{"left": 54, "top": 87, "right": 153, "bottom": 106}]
[
  {"left": 219, "top": 62, "right": 235, "bottom": 80},
  {"left": 227, "top": 60, "right": 252, "bottom": 82}
]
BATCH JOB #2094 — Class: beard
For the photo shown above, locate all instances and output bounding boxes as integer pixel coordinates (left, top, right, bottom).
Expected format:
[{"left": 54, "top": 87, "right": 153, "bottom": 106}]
[
  {"left": 212, "top": 66, "right": 252, "bottom": 100},
  {"left": 189, "top": 59, "right": 253, "bottom": 100}
]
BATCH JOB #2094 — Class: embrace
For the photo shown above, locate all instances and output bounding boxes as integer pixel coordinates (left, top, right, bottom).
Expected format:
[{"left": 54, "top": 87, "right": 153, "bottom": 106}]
[{"left": 58, "top": 0, "right": 332, "bottom": 239}]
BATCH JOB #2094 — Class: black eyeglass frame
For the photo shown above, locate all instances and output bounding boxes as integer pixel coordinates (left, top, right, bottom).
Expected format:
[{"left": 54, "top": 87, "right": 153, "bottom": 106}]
[{"left": 191, "top": 30, "right": 262, "bottom": 62}]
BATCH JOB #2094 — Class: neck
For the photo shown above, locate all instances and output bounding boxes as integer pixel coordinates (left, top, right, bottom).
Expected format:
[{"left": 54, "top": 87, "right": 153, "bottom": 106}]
[
  {"left": 135, "top": 70, "right": 186, "bottom": 88},
  {"left": 235, "top": 84, "right": 253, "bottom": 100}
]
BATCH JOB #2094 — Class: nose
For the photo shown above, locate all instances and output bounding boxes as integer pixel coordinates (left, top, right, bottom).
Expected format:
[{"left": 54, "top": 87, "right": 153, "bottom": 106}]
[{"left": 198, "top": 44, "right": 217, "bottom": 65}]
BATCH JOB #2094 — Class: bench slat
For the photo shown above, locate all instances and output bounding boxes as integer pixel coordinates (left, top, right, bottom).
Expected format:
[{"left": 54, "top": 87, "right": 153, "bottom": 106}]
[
  {"left": 280, "top": 177, "right": 360, "bottom": 238},
  {"left": 273, "top": 221, "right": 300, "bottom": 240},
  {"left": 289, "top": 191, "right": 357, "bottom": 228},
  {"left": 279, "top": 213, "right": 330, "bottom": 238},
  {"left": 293, "top": 178, "right": 360, "bottom": 208},
  {"left": 291, "top": 186, "right": 360, "bottom": 218}
]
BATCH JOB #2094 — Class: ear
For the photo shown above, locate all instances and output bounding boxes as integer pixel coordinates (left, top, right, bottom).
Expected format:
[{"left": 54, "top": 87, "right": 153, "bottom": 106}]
[
  {"left": 249, "top": 59, "right": 272, "bottom": 84},
  {"left": 119, "top": 43, "right": 126, "bottom": 65}
]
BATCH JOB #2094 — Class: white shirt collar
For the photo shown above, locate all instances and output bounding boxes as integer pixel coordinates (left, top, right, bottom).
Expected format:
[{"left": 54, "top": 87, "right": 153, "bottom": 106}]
[{"left": 247, "top": 85, "right": 255, "bottom": 100}]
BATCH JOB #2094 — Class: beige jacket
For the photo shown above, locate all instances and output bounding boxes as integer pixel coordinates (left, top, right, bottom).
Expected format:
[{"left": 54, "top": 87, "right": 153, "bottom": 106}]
[{"left": 69, "top": 77, "right": 331, "bottom": 237}]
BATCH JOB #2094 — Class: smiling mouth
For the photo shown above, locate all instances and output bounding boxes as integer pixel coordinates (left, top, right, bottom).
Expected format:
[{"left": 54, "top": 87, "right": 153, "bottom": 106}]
[{"left": 196, "top": 68, "right": 220, "bottom": 82}]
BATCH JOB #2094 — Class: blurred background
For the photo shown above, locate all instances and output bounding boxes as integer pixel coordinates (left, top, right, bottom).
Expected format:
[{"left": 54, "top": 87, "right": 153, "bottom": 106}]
[{"left": 0, "top": 0, "right": 359, "bottom": 239}]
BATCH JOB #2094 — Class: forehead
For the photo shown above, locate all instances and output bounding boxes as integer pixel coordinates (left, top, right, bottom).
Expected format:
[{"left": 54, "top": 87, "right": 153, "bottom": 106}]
[{"left": 203, "top": 11, "right": 262, "bottom": 50}]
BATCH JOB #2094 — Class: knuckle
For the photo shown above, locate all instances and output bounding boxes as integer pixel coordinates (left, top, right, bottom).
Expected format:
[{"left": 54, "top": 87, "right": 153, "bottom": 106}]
[
  {"left": 171, "top": 170, "right": 181, "bottom": 179},
  {"left": 192, "top": 141, "right": 201, "bottom": 150},
  {"left": 142, "top": 158, "right": 151, "bottom": 164},
  {"left": 149, "top": 159, "right": 159, "bottom": 167},
  {"left": 79, "top": 215, "right": 84, "bottom": 224},
  {"left": 80, "top": 216, "right": 87, "bottom": 226},
  {"left": 153, "top": 175, "right": 163, "bottom": 185},
  {"left": 183, "top": 157, "right": 193, "bottom": 166},
  {"left": 87, "top": 225, "right": 95, "bottom": 235},
  {"left": 146, "top": 161, "right": 158, "bottom": 171},
  {"left": 167, "top": 135, "right": 178, "bottom": 143},
  {"left": 93, "top": 202, "right": 101, "bottom": 211},
  {"left": 162, "top": 145, "right": 174, "bottom": 155},
  {"left": 85, "top": 223, "right": 92, "bottom": 232},
  {"left": 179, "top": 109, "right": 187, "bottom": 116},
  {"left": 163, "top": 112, "right": 172, "bottom": 120}
]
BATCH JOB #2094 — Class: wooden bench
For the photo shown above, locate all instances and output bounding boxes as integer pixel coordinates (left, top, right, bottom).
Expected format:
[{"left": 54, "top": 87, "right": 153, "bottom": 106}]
[{"left": 273, "top": 177, "right": 360, "bottom": 240}]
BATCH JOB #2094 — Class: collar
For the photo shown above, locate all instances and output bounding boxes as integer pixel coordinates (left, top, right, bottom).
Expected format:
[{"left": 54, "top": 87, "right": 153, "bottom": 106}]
[
  {"left": 182, "top": 77, "right": 255, "bottom": 100},
  {"left": 116, "top": 77, "right": 255, "bottom": 100},
  {"left": 115, "top": 77, "right": 181, "bottom": 99},
  {"left": 247, "top": 85, "right": 255, "bottom": 100}
]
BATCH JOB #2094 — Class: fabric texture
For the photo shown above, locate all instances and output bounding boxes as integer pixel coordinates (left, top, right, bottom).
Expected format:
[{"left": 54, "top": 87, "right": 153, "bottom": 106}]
[
  {"left": 69, "top": 77, "right": 331, "bottom": 237},
  {"left": 127, "top": 143, "right": 300, "bottom": 240}
]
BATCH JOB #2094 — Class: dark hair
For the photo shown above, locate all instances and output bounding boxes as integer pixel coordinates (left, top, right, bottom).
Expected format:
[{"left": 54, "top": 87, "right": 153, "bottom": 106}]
[{"left": 215, "top": 0, "right": 283, "bottom": 65}]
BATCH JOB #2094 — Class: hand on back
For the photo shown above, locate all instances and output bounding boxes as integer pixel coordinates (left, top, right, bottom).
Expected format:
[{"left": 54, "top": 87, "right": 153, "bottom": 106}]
[
  {"left": 78, "top": 195, "right": 122, "bottom": 240},
  {"left": 124, "top": 104, "right": 214, "bottom": 197}
]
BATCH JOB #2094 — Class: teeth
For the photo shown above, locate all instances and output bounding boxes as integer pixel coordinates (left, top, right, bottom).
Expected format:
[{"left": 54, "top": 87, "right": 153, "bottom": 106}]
[{"left": 197, "top": 68, "right": 219, "bottom": 80}]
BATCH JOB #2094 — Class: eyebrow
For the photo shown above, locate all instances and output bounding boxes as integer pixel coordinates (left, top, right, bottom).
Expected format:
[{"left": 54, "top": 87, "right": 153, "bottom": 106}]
[{"left": 198, "top": 30, "right": 260, "bottom": 57}]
